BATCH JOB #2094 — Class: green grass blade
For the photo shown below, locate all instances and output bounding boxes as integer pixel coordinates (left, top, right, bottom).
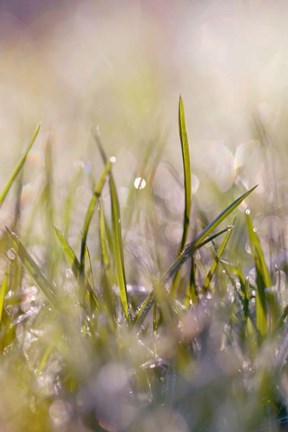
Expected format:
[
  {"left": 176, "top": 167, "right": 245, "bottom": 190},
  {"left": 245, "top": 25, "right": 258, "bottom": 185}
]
[
  {"left": 54, "top": 226, "right": 99, "bottom": 308},
  {"left": 109, "top": 174, "right": 130, "bottom": 321},
  {"left": 0, "top": 270, "right": 8, "bottom": 324},
  {"left": 203, "top": 223, "right": 234, "bottom": 292},
  {"left": 6, "top": 227, "right": 57, "bottom": 309},
  {"left": 79, "top": 161, "right": 111, "bottom": 275},
  {"left": 63, "top": 165, "right": 84, "bottom": 237},
  {"left": 0, "top": 124, "right": 40, "bottom": 207},
  {"left": 96, "top": 139, "right": 130, "bottom": 322},
  {"left": 166, "top": 186, "right": 257, "bottom": 282},
  {"left": 166, "top": 225, "right": 233, "bottom": 282},
  {"left": 246, "top": 212, "right": 279, "bottom": 338},
  {"left": 171, "top": 97, "right": 192, "bottom": 296},
  {"left": 178, "top": 96, "right": 192, "bottom": 252}
]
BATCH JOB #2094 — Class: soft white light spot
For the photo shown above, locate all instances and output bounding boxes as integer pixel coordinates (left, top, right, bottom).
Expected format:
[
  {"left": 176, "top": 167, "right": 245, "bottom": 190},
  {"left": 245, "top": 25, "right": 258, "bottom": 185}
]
[
  {"left": 134, "top": 177, "right": 146, "bottom": 190},
  {"left": 109, "top": 156, "right": 117, "bottom": 163},
  {"left": 245, "top": 208, "right": 251, "bottom": 215}
]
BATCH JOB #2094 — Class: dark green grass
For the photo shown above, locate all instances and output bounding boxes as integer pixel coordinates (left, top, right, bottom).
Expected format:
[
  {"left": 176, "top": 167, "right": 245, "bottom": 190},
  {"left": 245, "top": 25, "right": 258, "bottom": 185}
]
[{"left": 0, "top": 100, "right": 287, "bottom": 431}]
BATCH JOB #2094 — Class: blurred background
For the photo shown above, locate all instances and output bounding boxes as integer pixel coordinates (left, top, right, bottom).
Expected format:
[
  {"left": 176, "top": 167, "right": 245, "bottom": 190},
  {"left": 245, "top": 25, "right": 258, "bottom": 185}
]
[{"left": 0, "top": 0, "right": 288, "bottom": 260}]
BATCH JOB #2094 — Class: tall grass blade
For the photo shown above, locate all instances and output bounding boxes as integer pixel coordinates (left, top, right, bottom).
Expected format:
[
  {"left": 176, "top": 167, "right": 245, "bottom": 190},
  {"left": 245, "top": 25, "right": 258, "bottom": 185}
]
[
  {"left": 0, "top": 124, "right": 40, "bottom": 207},
  {"left": 79, "top": 161, "right": 111, "bottom": 275},
  {"left": 6, "top": 227, "right": 57, "bottom": 309},
  {"left": 96, "top": 139, "right": 130, "bottom": 322},
  {"left": 178, "top": 96, "right": 192, "bottom": 252},
  {"left": 171, "top": 97, "right": 192, "bottom": 296}
]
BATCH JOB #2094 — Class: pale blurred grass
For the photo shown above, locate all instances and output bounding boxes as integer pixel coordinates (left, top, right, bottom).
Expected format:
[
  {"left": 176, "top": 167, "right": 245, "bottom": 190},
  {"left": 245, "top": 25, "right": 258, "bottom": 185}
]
[{"left": 0, "top": 0, "right": 288, "bottom": 228}]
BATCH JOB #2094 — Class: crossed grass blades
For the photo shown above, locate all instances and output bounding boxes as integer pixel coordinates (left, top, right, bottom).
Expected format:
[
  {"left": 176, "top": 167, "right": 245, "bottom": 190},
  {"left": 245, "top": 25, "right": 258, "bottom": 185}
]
[{"left": 0, "top": 99, "right": 287, "bottom": 431}]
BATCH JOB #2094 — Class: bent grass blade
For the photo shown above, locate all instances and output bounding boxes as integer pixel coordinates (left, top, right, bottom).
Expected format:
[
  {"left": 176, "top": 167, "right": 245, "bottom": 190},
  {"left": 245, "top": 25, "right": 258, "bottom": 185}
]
[
  {"left": 0, "top": 124, "right": 41, "bottom": 207},
  {"left": 6, "top": 226, "right": 58, "bottom": 309},
  {"left": 54, "top": 226, "right": 99, "bottom": 308}
]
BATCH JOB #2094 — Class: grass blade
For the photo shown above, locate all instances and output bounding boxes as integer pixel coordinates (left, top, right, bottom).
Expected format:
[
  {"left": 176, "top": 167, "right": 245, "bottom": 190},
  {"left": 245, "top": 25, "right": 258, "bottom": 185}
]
[
  {"left": 0, "top": 124, "right": 40, "bottom": 207},
  {"left": 166, "top": 186, "right": 257, "bottom": 282},
  {"left": 0, "top": 270, "right": 8, "bottom": 324},
  {"left": 178, "top": 96, "right": 192, "bottom": 252},
  {"left": 246, "top": 212, "right": 279, "bottom": 339},
  {"left": 6, "top": 227, "right": 57, "bottom": 309},
  {"left": 171, "top": 97, "right": 192, "bottom": 296},
  {"left": 203, "top": 223, "right": 234, "bottom": 292},
  {"left": 54, "top": 226, "right": 99, "bottom": 308},
  {"left": 96, "top": 139, "right": 130, "bottom": 322},
  {"left": 79, "top": 161, "right": 111, "bottom": 275},
  {"left": 109, "top": 174, "right": 130, "bottom": 321}
]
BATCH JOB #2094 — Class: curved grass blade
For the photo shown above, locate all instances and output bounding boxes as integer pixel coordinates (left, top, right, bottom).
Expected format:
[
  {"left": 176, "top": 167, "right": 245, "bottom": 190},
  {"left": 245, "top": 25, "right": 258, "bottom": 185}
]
[
  {"left": 96, "top": 138, "right": 130, "bottom": 322},
  {"left": 54, "top": 226, "right": 99, "bottom": 308},
  {"left": 6, "top": 227, "right": 57, "bottom": 309},
  {"left": 79, "top": 161, "right": 111, "bottom": 275},
  {"left": 0, "top": 124, "right": 40, "bottom": 207},
  {"left": 166, "top": 185, "right": 257, "bottom": 282}
]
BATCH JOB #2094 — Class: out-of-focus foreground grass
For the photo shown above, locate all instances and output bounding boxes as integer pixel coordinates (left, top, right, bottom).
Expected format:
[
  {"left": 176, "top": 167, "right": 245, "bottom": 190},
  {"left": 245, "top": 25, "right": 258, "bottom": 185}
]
[{"left": 1, "top": 1, "right": 288, "bottom": 431}]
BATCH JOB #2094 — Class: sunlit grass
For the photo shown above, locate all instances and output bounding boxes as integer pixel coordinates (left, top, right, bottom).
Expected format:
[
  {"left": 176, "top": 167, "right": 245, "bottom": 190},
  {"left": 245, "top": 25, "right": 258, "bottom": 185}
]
[{"left": 0, "top": 97, "right": 287, "bottom": 432}]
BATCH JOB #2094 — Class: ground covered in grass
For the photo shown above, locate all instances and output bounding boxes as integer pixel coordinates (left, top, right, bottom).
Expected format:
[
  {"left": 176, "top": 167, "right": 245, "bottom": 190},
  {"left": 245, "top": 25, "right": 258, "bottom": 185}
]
[
  {"left": 1, "top": 1, "right": 288, "bottom": 431},
  {"left": 0, "top": 97, "right": 287, "bottom": 432}
]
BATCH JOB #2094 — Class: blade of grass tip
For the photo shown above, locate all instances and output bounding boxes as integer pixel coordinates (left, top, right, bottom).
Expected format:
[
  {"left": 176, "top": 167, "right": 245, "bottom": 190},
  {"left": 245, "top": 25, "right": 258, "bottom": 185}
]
[
  {"left": 171, "top": 97, "right": 192, "bottom": 296},
  {"left": 95, "top": 138, "right": 130, "bottom": 322},
  {"left": 166, "top": 185, "right": 257, "bottom": 282},
  {"left": 0, "top": 270, "right": 8, "bottom": 324},
  {"left": 0, "top": 124, "right": 40, "bottom": 207},
  {"left": 54, "top": 226, "right": 99, "bottom": 308},
  {"left": 203, "top": 222, "right": 234, "bottom": 292},
  {"left": 6, "top": 226, "right": 58, "bottom": 309},
  {"left": 79, "top": 161, "right": 111, "bottom": 275}
]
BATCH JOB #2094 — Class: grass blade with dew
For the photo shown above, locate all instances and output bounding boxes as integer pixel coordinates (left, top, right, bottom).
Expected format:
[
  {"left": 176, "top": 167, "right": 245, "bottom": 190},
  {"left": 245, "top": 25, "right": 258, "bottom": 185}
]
[
  {"left": 166, "top": 185, "right": 257, "bottom": 282},
  {"left": 79, "top": 161, "right": 111, "bottom": 276},
  {"left": 6, "top": 227, "right": 58, "bottom": 309},
  {"left": 0, "top": 124, "right": 40, "bottom": 207},
  {"left": 171, "top": 96, "right": 192, "bottom": 296},
  {"left": 202, "top": 220, "right": 235, "bottom": 293},
  {"left": 54, "top": 226, "right": 99, "bottom": 308},
  {"left": 246, "top": 211, "right": 279, "bottom": 339},
  {"left": 96, "top": 137, "right": 130, "bottom": 322}
]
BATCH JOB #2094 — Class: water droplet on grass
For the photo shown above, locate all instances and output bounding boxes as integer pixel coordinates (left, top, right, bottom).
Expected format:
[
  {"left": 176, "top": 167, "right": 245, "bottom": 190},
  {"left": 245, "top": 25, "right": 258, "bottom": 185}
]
[{"left": 134, "top": 177, "right": 146, "bottom": 190}]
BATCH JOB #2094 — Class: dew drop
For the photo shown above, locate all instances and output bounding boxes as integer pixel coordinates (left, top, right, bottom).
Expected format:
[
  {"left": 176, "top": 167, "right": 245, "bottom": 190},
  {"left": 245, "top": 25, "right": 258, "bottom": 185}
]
[
  {"left": 245, "top": 208, "right": 251, "bottom": 215},
  {"left": 109, "top": 156, "right": 117, "bottom": 163},
  {"left": 134, "top": 177, "right": 147, "bottom": 190}
]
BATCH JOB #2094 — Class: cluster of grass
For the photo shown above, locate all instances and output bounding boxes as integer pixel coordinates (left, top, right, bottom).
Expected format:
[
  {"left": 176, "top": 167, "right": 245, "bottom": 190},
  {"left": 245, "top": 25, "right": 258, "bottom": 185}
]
[{"left": 0, "top": 98, "right": 287, "bottom": 432}]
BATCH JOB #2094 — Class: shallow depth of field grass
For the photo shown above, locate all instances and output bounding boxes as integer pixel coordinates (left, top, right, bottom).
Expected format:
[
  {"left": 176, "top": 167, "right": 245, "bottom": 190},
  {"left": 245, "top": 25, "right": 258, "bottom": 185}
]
[
  {"left": 0, "top": 95, "right": 288, "bottom": 432},
  {"left": 2, "top": 2, "right": 288, "bottom": 432}
]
